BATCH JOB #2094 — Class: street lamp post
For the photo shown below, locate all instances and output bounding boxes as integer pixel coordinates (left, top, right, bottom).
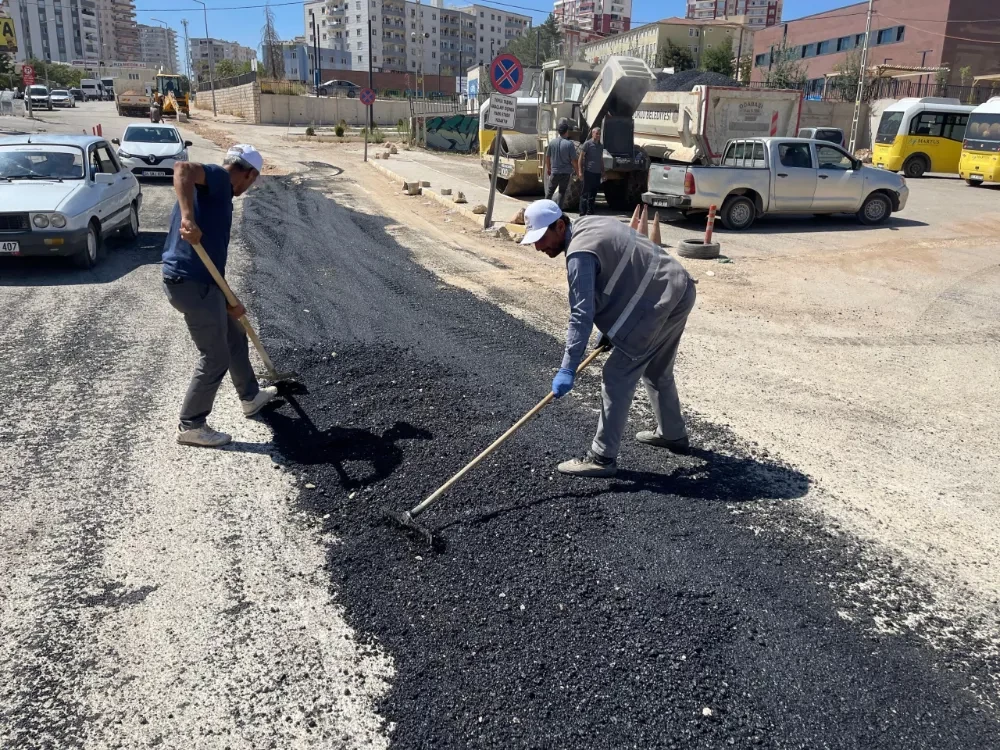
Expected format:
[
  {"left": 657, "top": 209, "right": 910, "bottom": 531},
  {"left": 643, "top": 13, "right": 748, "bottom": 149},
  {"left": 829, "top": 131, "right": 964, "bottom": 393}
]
[{"left": 193, "top": 0, "right": 217, "bottom": 117}]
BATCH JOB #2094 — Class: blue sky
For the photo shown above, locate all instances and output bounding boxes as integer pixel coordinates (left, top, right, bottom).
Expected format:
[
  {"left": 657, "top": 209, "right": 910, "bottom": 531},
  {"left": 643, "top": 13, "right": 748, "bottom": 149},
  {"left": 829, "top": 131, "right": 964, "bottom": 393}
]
[{"left": 135, "top": 0, "right": 848, "bottom": 67}]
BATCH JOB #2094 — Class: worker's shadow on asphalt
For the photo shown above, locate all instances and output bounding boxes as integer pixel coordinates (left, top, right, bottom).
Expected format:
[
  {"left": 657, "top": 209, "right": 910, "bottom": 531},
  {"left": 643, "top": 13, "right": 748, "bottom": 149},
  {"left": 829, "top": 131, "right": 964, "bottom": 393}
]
[
  {"left": 0, "top": 230, "right": 167, "bottom": 286},
  {"left": 465, "top": 447, "right": 810, "bottom": 528},
  {"left": 262, "top": 395, "right": 432, "bottom": 491}
]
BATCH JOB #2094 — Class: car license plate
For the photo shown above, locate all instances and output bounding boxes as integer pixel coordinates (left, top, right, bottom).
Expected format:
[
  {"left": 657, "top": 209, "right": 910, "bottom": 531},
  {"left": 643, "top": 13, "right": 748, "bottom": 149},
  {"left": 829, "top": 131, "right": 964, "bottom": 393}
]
[
  {"left": 969, "top": 173, "right": 984, "bottom": 182},
  {"left": 0, "top": 240, "right": 20, "bottom": 255},
  {"left": 141, "top": 170, "right": 165, "bottom": 176}
]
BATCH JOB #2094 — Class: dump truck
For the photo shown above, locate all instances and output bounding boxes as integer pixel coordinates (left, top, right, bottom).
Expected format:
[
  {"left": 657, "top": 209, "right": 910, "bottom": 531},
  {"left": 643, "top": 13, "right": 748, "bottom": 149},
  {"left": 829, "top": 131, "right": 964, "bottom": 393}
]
[
  {"left": 633, "top": 86, "right": 803, "bottom": 165},
  {"left": 150, "top": 73, "right": 190, "bottom": 122},
  {"left": 114, "top": 69, "right": 157, "bottom": 118},
  {"left": 479, "top": 96, "right": 543, "bottom": 196},
  {"left": 535, "top": 56, "right": 656, "bottom": 211}
]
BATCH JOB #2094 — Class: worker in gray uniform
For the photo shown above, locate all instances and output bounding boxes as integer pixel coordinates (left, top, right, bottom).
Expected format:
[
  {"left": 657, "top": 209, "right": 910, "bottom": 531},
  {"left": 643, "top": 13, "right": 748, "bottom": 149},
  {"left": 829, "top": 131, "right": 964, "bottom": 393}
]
[
  {"left": 544, "top": 119, "right": 578, "bottom": 210},
  {"left": 520, "top": 199, "right": 697, "bottom": 478}
]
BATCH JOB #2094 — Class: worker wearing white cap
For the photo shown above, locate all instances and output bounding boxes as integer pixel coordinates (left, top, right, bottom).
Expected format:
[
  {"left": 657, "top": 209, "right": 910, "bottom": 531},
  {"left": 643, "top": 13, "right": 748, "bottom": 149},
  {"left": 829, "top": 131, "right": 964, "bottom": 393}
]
[
  {"left": 521, "top": 199, "right": 697, "bottom": 477},
  {"left": 162, "top": 144, "right": 274, "bottom": 448}
]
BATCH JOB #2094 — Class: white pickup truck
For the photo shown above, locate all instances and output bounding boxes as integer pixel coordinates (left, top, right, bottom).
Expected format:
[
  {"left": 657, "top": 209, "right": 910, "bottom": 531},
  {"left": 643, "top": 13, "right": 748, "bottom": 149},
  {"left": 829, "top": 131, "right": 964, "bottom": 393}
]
[{"left": 642, "top": 137, "right": 909, "bottom": 231}]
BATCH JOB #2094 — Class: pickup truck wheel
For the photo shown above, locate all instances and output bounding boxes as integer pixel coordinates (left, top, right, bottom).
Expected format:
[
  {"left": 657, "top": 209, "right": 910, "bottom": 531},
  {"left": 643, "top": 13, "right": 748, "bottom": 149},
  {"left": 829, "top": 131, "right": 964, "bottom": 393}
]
[
  {"left": 903, "top": 155, "right": 928, "bottom": 179},
  {"left": 678, "top": 239, "right": 721, "bottom": 259},
  {"left": 858, "top": 193, "right": 891, "bottom": 225},
  {"left": 720, "top": 196, "right": 756, "bottom": 231}
]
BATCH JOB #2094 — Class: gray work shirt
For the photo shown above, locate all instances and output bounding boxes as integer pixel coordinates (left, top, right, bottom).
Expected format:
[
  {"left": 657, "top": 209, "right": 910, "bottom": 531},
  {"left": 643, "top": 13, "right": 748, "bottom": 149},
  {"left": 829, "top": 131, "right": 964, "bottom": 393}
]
[
  {"left": 547, "top": 136, "right": 577, "bottom": 175},
  {"left": 580, "top": 139, "right": 604, "bottom": 174}
]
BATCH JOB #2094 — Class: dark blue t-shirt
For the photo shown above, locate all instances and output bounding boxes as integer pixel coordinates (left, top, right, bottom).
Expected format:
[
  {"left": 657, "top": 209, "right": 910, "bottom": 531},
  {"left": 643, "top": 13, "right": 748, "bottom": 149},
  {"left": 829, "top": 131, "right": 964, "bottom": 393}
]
[{"left": 161, "top": 164, "right": 234, "bottom": 284}]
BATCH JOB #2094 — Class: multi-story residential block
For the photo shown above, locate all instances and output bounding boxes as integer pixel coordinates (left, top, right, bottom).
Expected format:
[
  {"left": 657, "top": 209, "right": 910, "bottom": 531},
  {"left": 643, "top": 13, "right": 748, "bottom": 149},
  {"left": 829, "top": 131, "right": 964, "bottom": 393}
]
[
  {"left": 687, "top": 0, "right": 782, "bottom": 29},
  {"left": 5, "top": 0, "right": 103, "bottom": 65},
  {"left": 308, "top": 0, "right": 529, "bottom": 77},
  {"left": 580, "top": 17, "right": 752, "bottom": 70},
  {"left": 554, "top": 0, "right": 631, "bottom": 42},
  {"left": 96, "top": 0, "right": 139, "bottom": 62},
  {"left": 138, "top": 23, "right": 178, "bottom": 73}
]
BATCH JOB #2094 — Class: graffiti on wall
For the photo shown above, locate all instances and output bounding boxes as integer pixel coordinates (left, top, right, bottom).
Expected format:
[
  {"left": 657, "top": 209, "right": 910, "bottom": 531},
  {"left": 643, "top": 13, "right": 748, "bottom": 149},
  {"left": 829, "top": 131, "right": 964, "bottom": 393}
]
[{"left": 425, "top": 114, "right": 479, "bottom": 152}]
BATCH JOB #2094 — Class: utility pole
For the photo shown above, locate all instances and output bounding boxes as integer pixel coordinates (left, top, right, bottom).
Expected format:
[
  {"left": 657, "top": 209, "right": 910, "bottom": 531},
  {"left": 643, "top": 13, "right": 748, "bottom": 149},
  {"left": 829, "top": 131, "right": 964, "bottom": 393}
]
[
  {"left": 918, "top": 49, "right": 933, "bottom": 96},
  {"left": 848, "top": 0, "right": 874, "bottom": 153},
  {"left": 535, "top": 27, "right": 540, "bottom": 67},
  {"left": 310, "top": 10, "right": 320, "bottom": 92},
  {"left": 367, "top": 14, "right": 373, "bottom": 130},
  {"left": 181, "top": 19, "right": 191, "bottom": 79},
  {"left": 194, "top": 0, "right": 216, "bottom": 117}
]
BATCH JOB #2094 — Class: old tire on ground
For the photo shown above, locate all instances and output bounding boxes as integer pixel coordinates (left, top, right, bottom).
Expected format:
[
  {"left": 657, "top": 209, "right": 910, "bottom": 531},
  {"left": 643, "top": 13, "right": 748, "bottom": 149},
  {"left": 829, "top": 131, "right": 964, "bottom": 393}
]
[
  {"left": 73, "top": 222, "right": 101, "bottom": 269},
  {"left": 903, "top": 155, "right": 928, "bottom": 178},
  {"left": 121, "top": 202, "right": 139, "bottom": 241},
  {"left": 720, "top": 195, "right": 756, "bottom": 231},
  {"left": 678, "top": 239, "right": 721, "bottom": 260},
  {"left": 857, "top": 192, "right": 892, "bottom": 225}
]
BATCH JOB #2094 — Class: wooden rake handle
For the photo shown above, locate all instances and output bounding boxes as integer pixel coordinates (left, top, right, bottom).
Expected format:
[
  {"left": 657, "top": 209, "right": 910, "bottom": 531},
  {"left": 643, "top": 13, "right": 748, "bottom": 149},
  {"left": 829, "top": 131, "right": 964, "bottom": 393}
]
[
  {"left": 408, "top": 344, "right": 609, "bottom": 518},
  {"left": 190, "top": 241, "right": 279, "bottom": 378}
]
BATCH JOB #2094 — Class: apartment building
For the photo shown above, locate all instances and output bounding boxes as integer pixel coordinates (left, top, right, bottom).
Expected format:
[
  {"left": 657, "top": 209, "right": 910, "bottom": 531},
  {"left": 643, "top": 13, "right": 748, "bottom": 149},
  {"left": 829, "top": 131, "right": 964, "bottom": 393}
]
[
  {"left": 554, "top": 0, "right": 631, "bottom": 39},
  {"left": 751, "top": 0, "right": 1000, "bottom": 90},
  {"left": 686, "top": 0, "right": 781, "bottom": 29},
  {"left": 190, "top": 37, "right": 256, "bottom": 68},
  {"left": 138, "top": 23, "right": 178, "bottom": 73},
  {"left": 5, "top": 0, "right": 103, "bottom": 65},
  {"left": 96, "top": 0, "right": 138, "bottom": 62},
  {"left": 314, "top": 0, "right": 529, "bottom": 75},
  {"left": 580, "top": 17, "right": 751, "bottom": 69}
]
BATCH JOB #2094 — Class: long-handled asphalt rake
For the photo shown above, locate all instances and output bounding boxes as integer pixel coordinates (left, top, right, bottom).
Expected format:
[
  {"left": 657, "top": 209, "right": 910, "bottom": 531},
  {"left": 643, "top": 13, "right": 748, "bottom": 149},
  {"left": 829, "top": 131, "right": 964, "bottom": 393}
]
[
  {"left": 191, "top": 241, "right": 298, "bottom": 384},
  {"left": 385, "top": 343, "right": 610, "bottom": 550}
]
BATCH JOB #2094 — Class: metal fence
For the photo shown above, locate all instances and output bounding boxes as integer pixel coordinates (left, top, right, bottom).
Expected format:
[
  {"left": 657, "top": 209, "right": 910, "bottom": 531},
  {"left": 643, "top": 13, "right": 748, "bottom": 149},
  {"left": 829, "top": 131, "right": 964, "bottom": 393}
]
[{"left": 197, "top": 70, "right": 257, "bottom": 92}]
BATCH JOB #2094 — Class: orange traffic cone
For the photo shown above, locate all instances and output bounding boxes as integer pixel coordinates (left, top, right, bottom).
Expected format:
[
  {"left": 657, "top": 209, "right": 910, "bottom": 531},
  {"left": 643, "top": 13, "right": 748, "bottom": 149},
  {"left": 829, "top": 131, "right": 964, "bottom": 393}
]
[
  {"left": 629, "top": 205, "right": 641, "bottom": 229},
  {"left": 651, "top": 212, "right": 662, "bottom": 246},
  {"left": 639, "top": 204, "right": 649, "bottom": 236}
]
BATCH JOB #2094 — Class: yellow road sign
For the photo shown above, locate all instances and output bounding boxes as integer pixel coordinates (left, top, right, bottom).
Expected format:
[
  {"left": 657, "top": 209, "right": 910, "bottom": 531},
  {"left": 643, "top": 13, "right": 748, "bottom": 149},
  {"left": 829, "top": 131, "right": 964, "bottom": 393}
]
[{"left": 1, "top": 15, "right": 17, "bottom": 54}]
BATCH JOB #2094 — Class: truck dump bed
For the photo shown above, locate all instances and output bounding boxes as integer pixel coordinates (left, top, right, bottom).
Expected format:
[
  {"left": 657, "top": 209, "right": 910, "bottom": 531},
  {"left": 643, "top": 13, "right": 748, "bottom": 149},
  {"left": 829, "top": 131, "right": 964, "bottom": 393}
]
[{"left": 580, "top": 56, "right": 656, "bottom": 131}]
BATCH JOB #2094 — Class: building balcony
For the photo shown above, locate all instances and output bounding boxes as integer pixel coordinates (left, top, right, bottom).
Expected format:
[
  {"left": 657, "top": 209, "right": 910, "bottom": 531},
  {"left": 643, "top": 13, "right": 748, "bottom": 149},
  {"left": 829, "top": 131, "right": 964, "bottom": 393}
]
[{"left": 383, "top": 7, "right": 405, "bottom": 18}]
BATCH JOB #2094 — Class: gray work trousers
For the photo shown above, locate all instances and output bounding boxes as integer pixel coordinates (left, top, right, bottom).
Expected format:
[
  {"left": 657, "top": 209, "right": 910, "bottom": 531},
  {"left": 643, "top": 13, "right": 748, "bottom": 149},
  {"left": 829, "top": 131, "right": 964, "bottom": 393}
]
[
  {"left": 546, "top": 172, "right": 572, "bottom": 210},
  {"left": 592, "top": 279, "right": 697, "bottom": 459},
  {"left": 163, "top": 280, "right": 259, "bottom": 429}
]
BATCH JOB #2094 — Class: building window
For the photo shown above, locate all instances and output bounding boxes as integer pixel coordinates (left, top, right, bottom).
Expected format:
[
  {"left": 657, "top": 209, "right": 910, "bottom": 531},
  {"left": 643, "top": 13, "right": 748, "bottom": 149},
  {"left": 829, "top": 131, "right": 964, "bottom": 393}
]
[
  {"left": 755, "top": 53, "right": 768, "bottom": 66},
  {"left": 854, "top": 32, "right": 866, "bottom": 46},
  {"left": 802, "top": 43, "right": 816, "bottom": 58},
  {"left": 836, "top": 35, "right": 853, "bottom": 52},
  {"left": 817, "top": 39, "right": 832, "bottom": 55},
  {"left": 432, "top": 51, "right": 436, "bottom": 58}
]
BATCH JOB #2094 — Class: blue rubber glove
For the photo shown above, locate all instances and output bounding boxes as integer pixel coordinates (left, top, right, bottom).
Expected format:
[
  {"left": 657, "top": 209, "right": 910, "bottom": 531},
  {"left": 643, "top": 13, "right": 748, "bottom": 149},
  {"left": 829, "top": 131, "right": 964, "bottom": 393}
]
[{"left": 552, "top": 368, "right": 575, "bottom": 398}]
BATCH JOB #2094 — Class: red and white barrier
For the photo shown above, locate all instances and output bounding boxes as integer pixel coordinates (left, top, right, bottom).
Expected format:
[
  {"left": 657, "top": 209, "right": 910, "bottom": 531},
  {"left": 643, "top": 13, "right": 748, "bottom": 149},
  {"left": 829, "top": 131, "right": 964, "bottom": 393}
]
[
  {"left": 705, "top": 204, "right": 717, "bottom": 244},
  {"left": 91, "top": 124, "right": 102, "bottom": 136}
]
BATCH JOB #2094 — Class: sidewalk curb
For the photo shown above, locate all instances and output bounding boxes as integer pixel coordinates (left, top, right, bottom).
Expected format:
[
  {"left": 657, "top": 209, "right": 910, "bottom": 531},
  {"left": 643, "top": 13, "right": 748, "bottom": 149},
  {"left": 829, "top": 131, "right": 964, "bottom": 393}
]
[{"left": 367, "top": 159, "right": 524, "bottom": 240}]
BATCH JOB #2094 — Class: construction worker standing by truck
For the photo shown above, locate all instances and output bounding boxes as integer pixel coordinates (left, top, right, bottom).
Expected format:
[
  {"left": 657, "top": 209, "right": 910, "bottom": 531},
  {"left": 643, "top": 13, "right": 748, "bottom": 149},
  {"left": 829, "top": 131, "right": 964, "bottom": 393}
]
[
  {"left": 520, "top": 199, "right": 697, "bottom": 478},
  {"left": 545, "top": 120, "right": 577, "bottom": 210},
  {"left": 577, "top": 127, "right": 604, "bottom": 216}
]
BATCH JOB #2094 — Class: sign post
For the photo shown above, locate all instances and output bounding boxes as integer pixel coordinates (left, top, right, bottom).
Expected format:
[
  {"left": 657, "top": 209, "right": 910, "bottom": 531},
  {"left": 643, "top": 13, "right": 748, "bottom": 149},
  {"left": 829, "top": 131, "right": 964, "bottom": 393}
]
[
  {"left": 360, "top": 87, "right": 376, "bottom": 163},
  {"left": 484, "top": 53, "right": 523, "bottom": 230},
  {"left": 22, "top": 64, "right": 35, "bottom": 118}
]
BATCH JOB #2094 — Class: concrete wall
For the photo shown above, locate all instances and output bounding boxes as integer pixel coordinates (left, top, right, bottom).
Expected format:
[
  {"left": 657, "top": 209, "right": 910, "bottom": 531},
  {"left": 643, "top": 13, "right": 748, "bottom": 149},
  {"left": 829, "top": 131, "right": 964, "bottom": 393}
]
[
  {"left": 192, "top": 81, "right": 261, "bottom": 123},
  {"left": 800, "top": 99, "right": 872, "bottom": 149},
  {"left": 259, "top": 94, "right": 413, "bottom": 126}
]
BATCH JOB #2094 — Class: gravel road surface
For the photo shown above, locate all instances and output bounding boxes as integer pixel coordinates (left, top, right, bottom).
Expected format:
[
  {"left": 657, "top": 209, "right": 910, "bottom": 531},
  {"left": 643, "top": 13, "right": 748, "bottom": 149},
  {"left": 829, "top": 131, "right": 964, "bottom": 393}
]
[{"left": 2, "top": 107, "right": 997, "bottom": 748}]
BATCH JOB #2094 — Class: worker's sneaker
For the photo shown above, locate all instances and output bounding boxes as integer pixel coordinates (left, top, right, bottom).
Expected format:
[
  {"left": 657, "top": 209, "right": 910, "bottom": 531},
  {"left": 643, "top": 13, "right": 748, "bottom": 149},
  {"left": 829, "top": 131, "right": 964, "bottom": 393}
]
[
  {"left": 557, "top": 450, "right": 617, "bottom": 478},
  {"left": 176, "top": 423, "right": 232, "bottom": 448},
  {"left": 242, "top": 386, "right": 279, "bottom": 417},
  {"left": 636, "top": 431, "right": 691, "bottom": 455}
]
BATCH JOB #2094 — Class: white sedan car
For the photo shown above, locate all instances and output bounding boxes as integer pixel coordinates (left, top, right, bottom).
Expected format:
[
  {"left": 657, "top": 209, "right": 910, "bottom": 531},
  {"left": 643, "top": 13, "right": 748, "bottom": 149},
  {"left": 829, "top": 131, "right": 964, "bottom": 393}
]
[
  {"left": 49, "top": 89, "right": 76, "bottom": 108},
  {"left": 0, "top": 135, "right": 142, "bottom": 269},
  {"left": 113, "top": 123, "right": 191, "bottom": 179}
]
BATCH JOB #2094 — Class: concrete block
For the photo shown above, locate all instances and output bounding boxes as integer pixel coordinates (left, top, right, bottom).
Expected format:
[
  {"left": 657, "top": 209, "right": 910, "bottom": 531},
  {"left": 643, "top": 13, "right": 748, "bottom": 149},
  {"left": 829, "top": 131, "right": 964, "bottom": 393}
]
[
  {"left": 440, "top": 188, "right": 452, "bottom": 196},
  {"left": 454, "top": 191, "right": 467, "bottom": 204},
  {"left": 403, "top": 182, "right": 422, "bottom": 195},
  {"left": 420, "top": 180, "right": 431, "bottom": 188}
]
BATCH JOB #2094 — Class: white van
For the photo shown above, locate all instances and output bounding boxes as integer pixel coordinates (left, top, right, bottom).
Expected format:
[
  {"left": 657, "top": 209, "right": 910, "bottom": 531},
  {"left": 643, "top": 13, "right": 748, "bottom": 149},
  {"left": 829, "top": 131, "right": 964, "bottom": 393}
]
[{"left": 80, "top": 79, "right": 102, "bottom": 101}]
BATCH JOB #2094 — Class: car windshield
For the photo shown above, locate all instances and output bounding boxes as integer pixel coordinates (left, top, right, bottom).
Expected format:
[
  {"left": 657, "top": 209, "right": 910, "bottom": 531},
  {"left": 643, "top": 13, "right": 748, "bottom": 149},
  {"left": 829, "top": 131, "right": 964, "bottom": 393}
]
[
  {"left": 28, "top": 87, "right": 48, "bottom": 95},
  {"left": 965, "top": 113, "right": 1000, "bottom": 152},
  {"left": 0, "top": 145, "right": 86, "bottom": 179},
  {"left": 51, "top": 90, "right": 69, "bottom": 96},
  {"left": 123, "top": 126, "right": 180, "bottom": 144}
]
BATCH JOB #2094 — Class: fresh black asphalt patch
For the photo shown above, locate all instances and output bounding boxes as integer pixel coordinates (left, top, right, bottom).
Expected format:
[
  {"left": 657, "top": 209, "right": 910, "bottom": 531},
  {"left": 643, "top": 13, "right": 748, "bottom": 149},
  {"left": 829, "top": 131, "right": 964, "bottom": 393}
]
[{"left": 240, "top": 172, "right": 999, "bottom": 749}]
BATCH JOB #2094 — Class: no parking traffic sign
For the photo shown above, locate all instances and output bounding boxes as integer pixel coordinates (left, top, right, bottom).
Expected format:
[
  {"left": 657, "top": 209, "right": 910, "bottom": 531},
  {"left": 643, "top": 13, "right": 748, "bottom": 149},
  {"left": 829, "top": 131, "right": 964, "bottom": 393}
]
[
  {"left": 360, "top": 87, "right": 376, "bottom": 106},
  {"left": 489, "top": 53, "right": 523, "bottom": 96}
]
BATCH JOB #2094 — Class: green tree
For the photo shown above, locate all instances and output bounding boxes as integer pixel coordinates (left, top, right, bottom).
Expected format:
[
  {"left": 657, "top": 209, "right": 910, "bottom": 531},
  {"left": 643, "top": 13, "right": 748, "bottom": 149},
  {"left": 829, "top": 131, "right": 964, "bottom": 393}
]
[
  {"left": 830, "top": 49, "right": 868, "bottom": 101},
  {"left": 214, "top": 59, "right": 252, "bottom": 79},
  {"left": 656, "top": 40, "right": 695, "bottom": 72},
  {"left": 701, "top": 35, "right": 734, "bottom": 77},
  {"left": 504, "top": 13, "right": 562, "bottom": 66},
  {"left": 24, "top": 58, "right": 81, "bottom": 88},
  {"left": 738, "top": 54, "right": 752, "bottom": 83},
  {"left": 757, "top": 41, "right": 807, "bottom": 89},
  {"left": 0, "top": 53, "right": 14, "bottom": 89}
]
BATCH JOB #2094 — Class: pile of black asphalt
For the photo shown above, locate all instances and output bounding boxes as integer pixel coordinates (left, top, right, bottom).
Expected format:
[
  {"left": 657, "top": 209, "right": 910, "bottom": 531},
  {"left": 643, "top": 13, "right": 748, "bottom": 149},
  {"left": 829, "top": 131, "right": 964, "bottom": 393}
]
[{"left": 239, "top": 172, "right": 998, "bottom": 749}]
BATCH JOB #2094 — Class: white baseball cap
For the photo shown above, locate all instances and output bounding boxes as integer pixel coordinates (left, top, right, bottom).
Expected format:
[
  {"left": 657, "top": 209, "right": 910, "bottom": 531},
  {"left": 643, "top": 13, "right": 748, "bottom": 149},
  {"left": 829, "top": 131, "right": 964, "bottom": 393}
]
[
  {"left": 520, "top": 199, "right": 563, "bottom": 245},
  {"left": 226, "top": 143, "right": 263, "bottom": 173}
]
